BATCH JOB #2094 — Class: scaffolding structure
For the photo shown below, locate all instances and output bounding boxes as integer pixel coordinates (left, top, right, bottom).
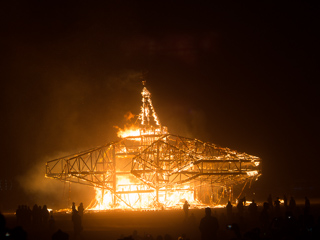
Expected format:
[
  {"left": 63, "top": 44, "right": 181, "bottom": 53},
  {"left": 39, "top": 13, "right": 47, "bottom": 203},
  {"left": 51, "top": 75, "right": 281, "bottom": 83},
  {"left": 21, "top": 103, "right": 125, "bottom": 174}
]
[{"left": 45, "top": 82, "right": 261, "bottom": 209}]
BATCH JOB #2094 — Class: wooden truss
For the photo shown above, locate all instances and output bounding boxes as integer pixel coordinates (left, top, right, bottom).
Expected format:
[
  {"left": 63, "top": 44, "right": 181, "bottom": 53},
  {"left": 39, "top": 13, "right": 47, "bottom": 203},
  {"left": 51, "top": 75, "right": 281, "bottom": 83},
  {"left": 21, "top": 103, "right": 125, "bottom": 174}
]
[{"left": 46, "top": 133, "right": 261, "bottom": 208}]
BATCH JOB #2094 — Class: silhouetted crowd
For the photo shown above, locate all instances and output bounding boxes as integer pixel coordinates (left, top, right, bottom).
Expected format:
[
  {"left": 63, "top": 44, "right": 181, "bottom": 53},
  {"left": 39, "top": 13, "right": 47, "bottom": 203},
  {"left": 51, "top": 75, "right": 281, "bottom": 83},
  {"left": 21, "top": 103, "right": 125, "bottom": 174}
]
[
  {"left": 1, "top": 196, "right": 320, "bottom": 240},
  {"left": 197, "top": 195, "right": 320, "bottom": 240},
  {"left": 120, "top": 195, "right": 320, "bottom": 240},
  {"left": 15, "top": 204, "right": 51, "bottom": 228},
  {"left": 218, "top": 195, "right": 320, "bottom": 240},
  {"left": 0, "top": 202, "right": 85, "bottom": 240}
]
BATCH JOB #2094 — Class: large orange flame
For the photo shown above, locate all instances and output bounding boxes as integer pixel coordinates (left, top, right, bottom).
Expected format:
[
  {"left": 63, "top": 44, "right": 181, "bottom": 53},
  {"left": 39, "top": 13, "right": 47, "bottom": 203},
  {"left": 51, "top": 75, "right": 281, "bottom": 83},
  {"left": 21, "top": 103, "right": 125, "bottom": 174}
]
[{"left": 115, "top": 124, "right": 141, "bottom": 138}]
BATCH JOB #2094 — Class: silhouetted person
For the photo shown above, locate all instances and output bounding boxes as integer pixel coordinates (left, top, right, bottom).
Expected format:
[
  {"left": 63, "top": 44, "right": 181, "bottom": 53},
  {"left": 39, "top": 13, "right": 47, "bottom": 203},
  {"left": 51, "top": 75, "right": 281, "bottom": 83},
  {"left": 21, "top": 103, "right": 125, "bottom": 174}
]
[
  {"left": 248, "top": 199, "right": 258, "bottom": 220},
  {"left": 236, "top": 198, "right": 244, "bottom": 217},
  {"left": 16, "top": 206, "right": 22, "bottom": 226},
  {"left": 38, "top": 205, "right": 42, "bottom": 225},
  {"left": 199, "top": 207, "right": 219, "bottom": 240},
  {"left": 72, "top": 202, "right": 76, "bottom": 214},
  {"left": 48, "top": 211, "right": 56, "bottom": 234},
  {"left": 32, "top": 204, "right": 41, "bottom": 226},
  {"left": 72, "top": 210, "right": 82, "bottom": 239},
  {"left": 267, "top": 194, "right": 273, "bottom": 208},
  {"left": 242, "top": 195, "right": 246, "bottom": 206},
  {"left": 0, "top": 212, "right": 7, "bottom": 239},
  {"left": 289, "top": 196, "right": 296, "bottom": 212},
  {"left": 283, "top": 194, "right": 288, "bottom": 209},
  {"left": 260, "top": 202, "right": 270, "bottom": 233},
  {"left": 78, "top": 202, "right": 84, "bottom": 217},
  {"left": 274, "top": 197, "right": 281, "bottom": 217},
  {"left": 23, "top": 206, "right": 32, "bottom": 227},
  {"left": 226, "top": 201, "right": 233, "bottom": 220},
  {"left": 183, "top": 200, "right": 190, "bottom": 218},
  {"left": 42, "top": 205, "right": 49, "bottom": 225},
  {"left": 283, "top": 211, "right": 298, "bottom": 238},
  {"left": 52, "top": 229, "right": 69, "bottom": 240},
  {"left": 304, "top": 196, "right": 310, "bottom": 215}
]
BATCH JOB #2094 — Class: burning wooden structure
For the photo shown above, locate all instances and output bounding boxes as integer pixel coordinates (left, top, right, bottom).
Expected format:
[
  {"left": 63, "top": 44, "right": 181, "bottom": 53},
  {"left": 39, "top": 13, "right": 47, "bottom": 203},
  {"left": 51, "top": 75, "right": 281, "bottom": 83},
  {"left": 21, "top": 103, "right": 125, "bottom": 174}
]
[{"left": 45, "top": 82, "right": 261, "bottom": 209}]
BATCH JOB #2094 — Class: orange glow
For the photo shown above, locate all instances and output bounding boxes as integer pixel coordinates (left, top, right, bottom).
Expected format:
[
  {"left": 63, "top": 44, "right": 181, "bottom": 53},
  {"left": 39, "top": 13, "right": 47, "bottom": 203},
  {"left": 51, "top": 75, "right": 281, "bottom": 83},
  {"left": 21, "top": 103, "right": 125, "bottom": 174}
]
[
  {"left": 115, "top": 124, "right": 141, "bottom": 138},
  {"left": 45, "top": 82, "right": 261, "bottom": 211},
  {"left": 90, "top": 183, "right": 198, "bottom": 210}
]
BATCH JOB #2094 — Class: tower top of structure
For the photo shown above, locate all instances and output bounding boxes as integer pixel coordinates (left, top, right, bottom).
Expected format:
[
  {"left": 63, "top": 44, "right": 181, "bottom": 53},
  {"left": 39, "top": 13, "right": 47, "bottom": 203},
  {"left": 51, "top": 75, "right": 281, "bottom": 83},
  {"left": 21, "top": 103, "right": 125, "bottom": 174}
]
[{"left": 138, "top": 81, "right": 167, "bottom": 135}]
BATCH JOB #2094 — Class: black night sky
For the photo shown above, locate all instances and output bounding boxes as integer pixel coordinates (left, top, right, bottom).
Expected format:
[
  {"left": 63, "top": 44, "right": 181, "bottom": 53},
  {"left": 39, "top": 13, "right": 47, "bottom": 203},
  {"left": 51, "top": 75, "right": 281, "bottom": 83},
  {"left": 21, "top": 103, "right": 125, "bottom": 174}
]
[{"left": 1, "top": 1, "right": 319, "bottom": 210}]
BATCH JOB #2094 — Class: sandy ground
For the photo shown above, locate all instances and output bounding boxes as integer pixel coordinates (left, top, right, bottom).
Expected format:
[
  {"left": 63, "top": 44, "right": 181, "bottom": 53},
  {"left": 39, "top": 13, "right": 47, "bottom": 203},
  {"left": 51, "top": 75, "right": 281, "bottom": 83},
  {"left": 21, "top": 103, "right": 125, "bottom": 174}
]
[{"left": 5, "top": 209, "right": 201, "bottom": 240}]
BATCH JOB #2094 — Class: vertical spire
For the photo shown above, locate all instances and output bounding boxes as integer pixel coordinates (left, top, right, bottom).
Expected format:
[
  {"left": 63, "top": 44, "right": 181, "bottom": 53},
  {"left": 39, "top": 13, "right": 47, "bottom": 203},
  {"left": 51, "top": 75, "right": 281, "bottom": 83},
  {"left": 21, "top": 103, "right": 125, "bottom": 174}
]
[{"left": 139, "top": 81, "right": 161, "bottom": 129}]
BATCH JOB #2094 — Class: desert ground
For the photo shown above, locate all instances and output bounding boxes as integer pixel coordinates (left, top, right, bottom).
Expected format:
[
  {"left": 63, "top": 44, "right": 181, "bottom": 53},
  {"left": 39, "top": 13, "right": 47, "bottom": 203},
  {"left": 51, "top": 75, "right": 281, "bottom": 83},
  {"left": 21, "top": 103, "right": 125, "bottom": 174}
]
[{"left": 3, "top": 199, "right": 320, "bottom": 240}]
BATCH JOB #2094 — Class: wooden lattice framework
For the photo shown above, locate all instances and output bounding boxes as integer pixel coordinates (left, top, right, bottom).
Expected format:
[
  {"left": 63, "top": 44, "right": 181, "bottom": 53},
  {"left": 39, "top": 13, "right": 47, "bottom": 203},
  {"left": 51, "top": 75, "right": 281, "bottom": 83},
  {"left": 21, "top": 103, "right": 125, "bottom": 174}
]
[{"left": 45, "top": 82, "right": 261, "bottom": 208}]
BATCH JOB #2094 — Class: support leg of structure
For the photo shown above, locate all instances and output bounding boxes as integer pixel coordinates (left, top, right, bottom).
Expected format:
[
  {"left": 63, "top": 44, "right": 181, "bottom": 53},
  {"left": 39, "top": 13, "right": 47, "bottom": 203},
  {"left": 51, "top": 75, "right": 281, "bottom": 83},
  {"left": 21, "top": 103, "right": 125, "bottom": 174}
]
[
  {"left": 102, "top": 175, "right": 105, "bottom": 206},
  {"left": 112, "top": 146, "right": 117, "bottom": 207}
]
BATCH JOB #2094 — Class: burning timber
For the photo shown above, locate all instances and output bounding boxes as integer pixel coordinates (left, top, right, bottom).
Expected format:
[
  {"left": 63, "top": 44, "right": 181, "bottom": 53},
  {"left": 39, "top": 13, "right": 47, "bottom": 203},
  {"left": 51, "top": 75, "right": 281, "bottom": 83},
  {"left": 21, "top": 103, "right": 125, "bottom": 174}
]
[{"left": 45, "top": 81, "right": 261, "bottom": 210}]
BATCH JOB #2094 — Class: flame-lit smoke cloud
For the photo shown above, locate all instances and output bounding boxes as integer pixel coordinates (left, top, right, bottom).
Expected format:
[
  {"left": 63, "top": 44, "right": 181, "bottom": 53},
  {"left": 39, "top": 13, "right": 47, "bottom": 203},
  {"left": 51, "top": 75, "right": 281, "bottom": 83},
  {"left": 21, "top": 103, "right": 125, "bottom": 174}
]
[
  {"left": 159, "top": 104, "right": 209, "bottom": 141},
  {"left": 17, "top": 155, "right": 68, "bottom": 207},
  {"left": 17, "top": 154, "right": 95, "bottom": 208},
  {"left": 124, "top": 111, "right": 136, "bottom": 121},
  {"left": 14, "top": 71, "right": 146, "bottom": 207}
]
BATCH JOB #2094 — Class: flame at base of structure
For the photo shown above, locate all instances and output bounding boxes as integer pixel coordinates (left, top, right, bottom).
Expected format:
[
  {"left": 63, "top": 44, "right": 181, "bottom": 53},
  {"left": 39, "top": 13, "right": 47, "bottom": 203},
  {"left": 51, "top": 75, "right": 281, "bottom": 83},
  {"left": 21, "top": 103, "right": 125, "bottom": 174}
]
[{"left": 89, "top": 187, "right": 197, "bottom": 210}]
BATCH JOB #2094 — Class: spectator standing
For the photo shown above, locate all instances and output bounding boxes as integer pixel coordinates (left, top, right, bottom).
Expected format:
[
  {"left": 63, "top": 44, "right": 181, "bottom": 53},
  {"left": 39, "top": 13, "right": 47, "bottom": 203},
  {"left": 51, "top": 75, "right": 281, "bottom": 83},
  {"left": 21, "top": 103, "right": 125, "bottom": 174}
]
[{"left": 199, "top": 207, "right": 219, "bottom": 240}]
